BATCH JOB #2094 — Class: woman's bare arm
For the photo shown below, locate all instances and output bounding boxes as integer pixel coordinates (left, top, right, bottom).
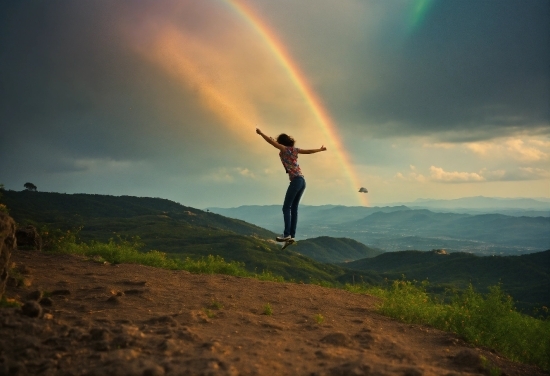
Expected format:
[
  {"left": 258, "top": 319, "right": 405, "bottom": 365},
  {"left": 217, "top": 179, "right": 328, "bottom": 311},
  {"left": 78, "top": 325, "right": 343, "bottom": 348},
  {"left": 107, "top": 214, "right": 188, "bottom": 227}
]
[
  {"left": 299, "top": 146, "right": 327, "bottom": 154},
  {"left": 256, "top": 128, "right": 285, "bottom": 151}
]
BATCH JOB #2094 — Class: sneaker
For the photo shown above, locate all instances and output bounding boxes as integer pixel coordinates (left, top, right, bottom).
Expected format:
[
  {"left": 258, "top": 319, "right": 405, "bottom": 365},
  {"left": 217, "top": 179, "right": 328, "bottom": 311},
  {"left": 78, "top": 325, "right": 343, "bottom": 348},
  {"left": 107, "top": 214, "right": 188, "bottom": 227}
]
[
  {"left": 281, "top": 238, "right": 295, "bottom": 250},
  {"left": 276, "top": 235, "right": 292, "bottom": 242}
]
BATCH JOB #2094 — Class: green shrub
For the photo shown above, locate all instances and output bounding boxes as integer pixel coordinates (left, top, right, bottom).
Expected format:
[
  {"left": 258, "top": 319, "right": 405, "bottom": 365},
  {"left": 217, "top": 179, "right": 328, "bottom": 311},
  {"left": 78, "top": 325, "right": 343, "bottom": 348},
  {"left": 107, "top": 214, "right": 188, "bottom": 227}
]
[
  {"left": 263, "top": 303, "right": 273, "bottom": 316},
  {"left": 367, "top": 280, "right": 550, "bottom": 371}
]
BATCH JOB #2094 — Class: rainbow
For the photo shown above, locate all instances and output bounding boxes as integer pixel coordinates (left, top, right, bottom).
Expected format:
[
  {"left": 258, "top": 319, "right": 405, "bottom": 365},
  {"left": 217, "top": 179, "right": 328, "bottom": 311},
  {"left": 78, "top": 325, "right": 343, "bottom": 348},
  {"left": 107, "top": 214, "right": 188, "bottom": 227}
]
[
  {"left": 407, "top": 0, "right": 435, "bottom": 34},
  {"left": 222, "top": 0, "right": 368, "bottom": 206}
]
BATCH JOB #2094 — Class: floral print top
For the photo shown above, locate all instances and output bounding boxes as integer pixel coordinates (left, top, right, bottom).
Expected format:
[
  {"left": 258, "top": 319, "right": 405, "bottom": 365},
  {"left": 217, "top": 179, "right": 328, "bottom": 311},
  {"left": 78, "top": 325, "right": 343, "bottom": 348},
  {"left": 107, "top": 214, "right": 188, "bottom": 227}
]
[{"left": 279, "top": 147, "right": 303, "bottom": 181}]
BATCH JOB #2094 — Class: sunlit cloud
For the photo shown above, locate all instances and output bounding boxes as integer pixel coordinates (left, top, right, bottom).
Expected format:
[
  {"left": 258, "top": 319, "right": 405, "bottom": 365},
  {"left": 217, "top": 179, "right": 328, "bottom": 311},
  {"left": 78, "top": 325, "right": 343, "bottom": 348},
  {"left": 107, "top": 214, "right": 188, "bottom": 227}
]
[
  {"left": 505, "top": 139, "right": 548, "bottom": 161},
  {"left": 396, "top": 164, "right": 549, "bottom": 184},
  {"left": 464, "top": 137, "right": 549, "bottom": 162},
  {"left": 429, "top": 166, "right": 485, "bottom": 183}
]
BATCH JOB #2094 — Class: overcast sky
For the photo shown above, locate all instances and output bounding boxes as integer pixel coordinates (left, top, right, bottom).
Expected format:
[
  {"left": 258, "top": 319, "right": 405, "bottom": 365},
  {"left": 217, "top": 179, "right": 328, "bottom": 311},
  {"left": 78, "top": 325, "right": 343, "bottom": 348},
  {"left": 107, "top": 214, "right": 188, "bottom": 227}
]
[{"left": 1, "top": 0, "right": 549, "bottom": 208}]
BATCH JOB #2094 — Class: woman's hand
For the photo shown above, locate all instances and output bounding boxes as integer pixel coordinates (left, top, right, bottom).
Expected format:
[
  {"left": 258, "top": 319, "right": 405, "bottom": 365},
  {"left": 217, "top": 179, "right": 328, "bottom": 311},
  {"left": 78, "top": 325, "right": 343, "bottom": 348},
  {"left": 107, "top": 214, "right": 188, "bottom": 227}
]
[
  {"left": 256, "top": 128, "right": 262, "bottom": 135},
  {"left": 320, "top": 145, "right": 327, "bottom": 151}
]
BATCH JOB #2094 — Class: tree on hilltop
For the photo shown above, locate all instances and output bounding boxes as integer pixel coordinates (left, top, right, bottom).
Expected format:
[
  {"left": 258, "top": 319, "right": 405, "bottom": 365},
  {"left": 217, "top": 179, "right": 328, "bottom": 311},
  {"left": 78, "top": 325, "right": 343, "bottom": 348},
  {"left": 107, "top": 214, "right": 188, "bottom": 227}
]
[{"left": 24, "top": 182, "right": 37, "bottom": 192}]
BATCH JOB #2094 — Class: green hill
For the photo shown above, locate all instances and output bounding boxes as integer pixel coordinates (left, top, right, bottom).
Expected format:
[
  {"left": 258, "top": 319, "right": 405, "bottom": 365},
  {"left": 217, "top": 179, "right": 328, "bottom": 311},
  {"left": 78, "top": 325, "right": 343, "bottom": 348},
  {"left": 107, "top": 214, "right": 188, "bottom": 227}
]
[
  {"left": 343, "top": 249, "right": 550, "bottom": 313},
  {"left": 294, "top": 236, "right": 383, "bottom": 263},
  {"left": 2, "top": 191, "right": 381, "bottom": 284}
]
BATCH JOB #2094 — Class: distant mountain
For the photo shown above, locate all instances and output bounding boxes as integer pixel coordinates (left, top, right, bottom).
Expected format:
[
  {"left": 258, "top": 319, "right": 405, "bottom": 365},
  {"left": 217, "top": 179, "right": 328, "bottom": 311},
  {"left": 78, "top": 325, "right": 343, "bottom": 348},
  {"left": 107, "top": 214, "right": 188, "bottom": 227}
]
[
  {"left": 208, "top": 204, "right": 550, "bottom": 255},
  {"left": 341, "top": 210, "right": 550, "bottom": 250},
  {"left": 389, "top": 196, "right": 550, "bottom": 211},
  {"left": 208, "top": 205, "right": 410, "bottom": 233},
  {"left": 341, "top": 249, "right": 550, "bottom": 313},
  {"left": 293, "top": 237, "right": 383, "bottom": 263}
]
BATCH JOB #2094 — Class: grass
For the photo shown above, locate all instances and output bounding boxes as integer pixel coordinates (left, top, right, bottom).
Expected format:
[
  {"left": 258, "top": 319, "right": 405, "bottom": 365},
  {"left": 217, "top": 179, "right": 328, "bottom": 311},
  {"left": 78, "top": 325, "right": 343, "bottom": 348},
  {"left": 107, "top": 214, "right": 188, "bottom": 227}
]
[
  {"left": 0, "top": 297, "right": 20, "bottom": 308},
  {"left": 263, "top": 303, "right": 273, "bottom": 316},
  {"left": 354, "top": 279, "right": 550, "bottom": 371},
  {"left": 210, "top": 300, "right": 224, "bottom": 310},
  {"left": 37, "top": 231, "right": 550, "bottom": 371},
  {"left": 203, "top": 308, "right": 215, "bottom": 319},
  {"left": 47, "top": 230, "right": 271, "bottom": 278},
  {"left": 314, "top": 313, "right": 325, "bottom": 324}
]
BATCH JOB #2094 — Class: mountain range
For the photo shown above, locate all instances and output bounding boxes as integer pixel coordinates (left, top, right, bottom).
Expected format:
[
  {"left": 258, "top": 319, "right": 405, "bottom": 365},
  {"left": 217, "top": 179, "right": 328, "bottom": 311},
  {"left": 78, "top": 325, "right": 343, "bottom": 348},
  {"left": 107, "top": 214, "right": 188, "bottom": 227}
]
[{"left": 209, "top": 203, "right": 550, "bottom": 255}]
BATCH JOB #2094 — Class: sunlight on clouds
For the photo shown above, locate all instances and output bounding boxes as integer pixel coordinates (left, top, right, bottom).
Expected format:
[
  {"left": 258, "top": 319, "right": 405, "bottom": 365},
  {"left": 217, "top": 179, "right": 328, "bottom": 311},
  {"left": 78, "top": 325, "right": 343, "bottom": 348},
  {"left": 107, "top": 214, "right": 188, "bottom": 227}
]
[
  {"left": 395, "top": 165, "right": 426, "bottom": 182},
  {"left": 72, "top": 158, "right": 142, "bottom": 172},
  {"left": 395, "top": 164, "right": 549, "bottom": 184},
  {"left": 465, "top": 137, "right": 549, "bottom": 162},
  {"left": 505, "top": 139, "right": 548, "bottom": 162},
  {"left": 203, "top": 167, "right": 258, "bottom": 183},
  {"left": 237, "top": 168, "right": 255, "bottom": 178},
  {"left": 429, "top": 166, "right": 485, "bottom": 183}
]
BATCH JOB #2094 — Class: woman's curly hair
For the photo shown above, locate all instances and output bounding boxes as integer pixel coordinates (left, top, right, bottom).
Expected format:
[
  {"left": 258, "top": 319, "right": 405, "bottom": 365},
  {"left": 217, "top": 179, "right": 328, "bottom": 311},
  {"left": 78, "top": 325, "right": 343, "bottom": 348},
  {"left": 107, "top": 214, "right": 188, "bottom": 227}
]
[{"left": 276, "top": 134, "right": 295, "bottom": 147}]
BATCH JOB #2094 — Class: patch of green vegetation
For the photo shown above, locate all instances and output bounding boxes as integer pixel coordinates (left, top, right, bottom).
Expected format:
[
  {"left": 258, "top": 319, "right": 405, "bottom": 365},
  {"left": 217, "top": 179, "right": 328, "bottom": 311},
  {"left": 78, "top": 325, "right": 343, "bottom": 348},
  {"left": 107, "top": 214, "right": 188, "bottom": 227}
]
[
  {"left": 203, "top": 308, "right": 215, "bottom": 319},
  {"left": 343, "top": 249, "right": 550, "bottom": 315},
  {"left": 210, "top": 300, "right": 224, "bottom": 310},
  {"left": 0, "top": 297, "right": 20, "bottom": 308},
  {"left": 480, "top": 355, "right": 502, "bottom": 376},
  {"left": 7, "top": 268, "right": 25, "bottom": 287},
  {"left": 263, "top": 303, "right": 273, "bottom": 316},
  {"left": 314, "top": 313, "right": 325, "bottom": 324},
  {"left": 362, "top": 280, "right": 550, "bottom": 371},
  {"left": 294, "top": 236, "right": 382, "bottom": 263}
]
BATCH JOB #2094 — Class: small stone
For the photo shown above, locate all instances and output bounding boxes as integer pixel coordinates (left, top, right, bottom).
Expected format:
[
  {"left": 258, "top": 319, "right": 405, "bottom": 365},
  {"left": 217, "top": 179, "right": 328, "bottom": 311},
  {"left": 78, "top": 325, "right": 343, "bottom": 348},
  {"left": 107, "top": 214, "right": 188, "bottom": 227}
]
[
  {"left": 39, "top": 298, "right": 53, "bottom": 307},
  {"left": 142, "top": 364, "right": 165, "bottom": 376},
  {"left": 21, "top": 301, "right": 42, "bottom": 318},
  {"left": 106, "top": 296, "right": 120, "bottom": 304},
  {"left": 26, "top": 290, "right": 43, "bottom": 301}
]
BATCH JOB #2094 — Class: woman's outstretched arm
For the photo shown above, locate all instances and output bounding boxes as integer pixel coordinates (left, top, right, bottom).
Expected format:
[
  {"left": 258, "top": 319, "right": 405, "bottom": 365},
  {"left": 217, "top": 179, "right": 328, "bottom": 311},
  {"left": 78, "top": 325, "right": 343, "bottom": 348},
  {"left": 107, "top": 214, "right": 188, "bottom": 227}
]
[
  {"left": 256, "top": 128, "right": 285, "bottom": 151},
  {"left": 299, "top": 146, "right": 327, "bottom": 154}
]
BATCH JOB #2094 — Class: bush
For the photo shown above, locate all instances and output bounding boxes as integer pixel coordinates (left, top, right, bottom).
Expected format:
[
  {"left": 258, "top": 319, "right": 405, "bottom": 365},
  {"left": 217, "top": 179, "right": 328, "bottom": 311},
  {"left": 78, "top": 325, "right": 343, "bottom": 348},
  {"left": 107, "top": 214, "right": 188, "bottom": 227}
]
[{"left": 367, "top": 280, "right": 550, "bottom": 370}]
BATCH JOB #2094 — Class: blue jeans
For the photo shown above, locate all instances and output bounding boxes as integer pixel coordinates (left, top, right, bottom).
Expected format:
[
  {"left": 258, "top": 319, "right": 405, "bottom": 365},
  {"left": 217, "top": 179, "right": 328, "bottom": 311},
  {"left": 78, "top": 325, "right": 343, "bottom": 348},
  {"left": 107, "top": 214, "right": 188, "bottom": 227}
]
[{"left": 282, "top": 176, "right": 306, "bottom": 238}]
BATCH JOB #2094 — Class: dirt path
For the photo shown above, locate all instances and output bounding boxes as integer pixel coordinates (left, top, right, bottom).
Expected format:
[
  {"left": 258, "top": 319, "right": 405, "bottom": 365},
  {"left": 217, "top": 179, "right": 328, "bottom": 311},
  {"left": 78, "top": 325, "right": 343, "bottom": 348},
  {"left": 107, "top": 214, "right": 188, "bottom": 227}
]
[{"left": 1, "top": 251, "right": 546, "bottom": 376}]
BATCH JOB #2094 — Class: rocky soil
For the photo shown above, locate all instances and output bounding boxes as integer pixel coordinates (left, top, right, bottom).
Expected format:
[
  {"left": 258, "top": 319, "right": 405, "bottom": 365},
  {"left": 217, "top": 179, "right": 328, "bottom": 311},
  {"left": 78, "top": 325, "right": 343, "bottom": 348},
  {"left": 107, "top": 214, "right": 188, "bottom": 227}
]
[{"left": 1, "top": 251, "right": 547, "bottom": 376}]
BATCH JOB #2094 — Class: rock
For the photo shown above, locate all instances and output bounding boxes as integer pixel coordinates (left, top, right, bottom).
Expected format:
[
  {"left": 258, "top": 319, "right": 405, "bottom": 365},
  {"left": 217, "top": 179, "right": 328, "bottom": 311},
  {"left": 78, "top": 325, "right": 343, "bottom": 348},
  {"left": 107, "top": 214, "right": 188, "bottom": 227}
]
[
  {"left": 21, "top": 301, "right": 42, "bottom": 318},
  {"left": 15, "top": 225, "right": 41, "bottom": 251},
  {"left": 0, "top": 213, "right": 16, "bottom": 298},
  {"left": 106, "top": 296, "right": 121, "bottom": 304},
  {"left": 26, "top": 290, "right": 43, "bottom": 301},
  {"left": 39, "top": 297, "right": 53, "bottom": 306}
]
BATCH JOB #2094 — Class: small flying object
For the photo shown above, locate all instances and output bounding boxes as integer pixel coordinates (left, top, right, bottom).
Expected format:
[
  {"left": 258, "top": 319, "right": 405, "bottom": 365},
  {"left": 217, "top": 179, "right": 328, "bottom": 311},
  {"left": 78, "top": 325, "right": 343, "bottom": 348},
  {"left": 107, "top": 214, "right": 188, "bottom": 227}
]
[{"left": 358, "top": 187, "right": 368, "bottom": 193}]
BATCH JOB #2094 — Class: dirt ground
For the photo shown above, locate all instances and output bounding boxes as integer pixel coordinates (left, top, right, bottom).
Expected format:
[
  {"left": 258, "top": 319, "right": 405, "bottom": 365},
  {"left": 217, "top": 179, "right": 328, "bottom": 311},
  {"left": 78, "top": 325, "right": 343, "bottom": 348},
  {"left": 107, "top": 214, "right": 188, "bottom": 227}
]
[{"left": 1, "top": 251, "right": 547, "bottom": 376}]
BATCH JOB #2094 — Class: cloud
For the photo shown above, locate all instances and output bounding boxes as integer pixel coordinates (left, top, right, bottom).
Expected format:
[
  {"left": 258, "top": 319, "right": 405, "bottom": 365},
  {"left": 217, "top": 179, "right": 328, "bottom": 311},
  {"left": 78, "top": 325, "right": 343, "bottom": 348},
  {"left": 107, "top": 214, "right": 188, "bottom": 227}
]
[
  {"left": 465, "top": 137, "right": 549, "bottom": 162},
  {"left": 268, "top": 0, "right": 550, "bottom": 142},
  {"left": 396, "top": 165, "right": 549, "bottom": 184},
  {"left": 429, "top": 167, "right": 485, "bottom": 183}
]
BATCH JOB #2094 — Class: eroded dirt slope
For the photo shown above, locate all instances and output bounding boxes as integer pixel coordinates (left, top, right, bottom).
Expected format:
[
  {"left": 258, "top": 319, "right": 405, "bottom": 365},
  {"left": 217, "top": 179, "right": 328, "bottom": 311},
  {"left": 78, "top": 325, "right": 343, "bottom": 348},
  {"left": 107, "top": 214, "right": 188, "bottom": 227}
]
[{"left": 1, "top": 251, "right": 546, "bottom": 376}]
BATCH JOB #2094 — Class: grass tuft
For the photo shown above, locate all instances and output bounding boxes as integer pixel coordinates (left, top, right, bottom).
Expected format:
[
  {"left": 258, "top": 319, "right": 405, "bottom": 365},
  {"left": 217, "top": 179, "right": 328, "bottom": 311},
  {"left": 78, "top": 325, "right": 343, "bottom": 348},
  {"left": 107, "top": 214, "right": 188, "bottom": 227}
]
[
  {"left": 0, "top": 297, "right": 20, "bottom": 308},
  {"left": 263, "top": 303, "right": 273, "bottom": 316},
  {"left": 314, "top": 313, "right": 325, "bottom": 324}
]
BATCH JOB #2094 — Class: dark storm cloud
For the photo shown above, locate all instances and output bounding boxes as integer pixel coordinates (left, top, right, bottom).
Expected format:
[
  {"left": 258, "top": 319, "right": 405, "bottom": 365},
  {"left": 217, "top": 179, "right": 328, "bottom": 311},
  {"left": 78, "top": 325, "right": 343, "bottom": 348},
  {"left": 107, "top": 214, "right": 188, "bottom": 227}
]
[
  {"left": 327, "top": 0, "right": 550, "bottom": 141},
  {"left": 245, "top": 0, "right": 549, "bottom": 142},
  {"left": 0, "top": 1, "right": 245, "bottom": 185}
]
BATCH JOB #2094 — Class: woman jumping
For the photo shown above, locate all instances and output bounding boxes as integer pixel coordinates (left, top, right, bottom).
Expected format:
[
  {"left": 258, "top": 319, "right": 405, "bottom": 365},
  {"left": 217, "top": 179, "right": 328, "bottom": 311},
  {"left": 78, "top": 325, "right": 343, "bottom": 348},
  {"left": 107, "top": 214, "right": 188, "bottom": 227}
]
[{"left": 256, "top": 128, "right": 327, "bottom": 247}]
